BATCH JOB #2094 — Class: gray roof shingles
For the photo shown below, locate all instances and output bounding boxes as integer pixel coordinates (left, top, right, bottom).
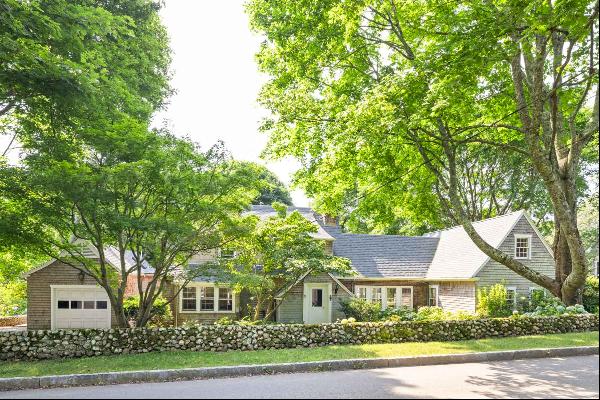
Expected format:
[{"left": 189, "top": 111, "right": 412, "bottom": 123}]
[{"left": 331, "top": 233, "right": 440, "bottom": 278}]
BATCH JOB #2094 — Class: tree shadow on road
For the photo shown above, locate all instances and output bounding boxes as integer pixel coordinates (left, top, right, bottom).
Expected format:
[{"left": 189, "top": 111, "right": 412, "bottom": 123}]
[{"left": 465, "top": 356, "right": 599, "bottom": 399}]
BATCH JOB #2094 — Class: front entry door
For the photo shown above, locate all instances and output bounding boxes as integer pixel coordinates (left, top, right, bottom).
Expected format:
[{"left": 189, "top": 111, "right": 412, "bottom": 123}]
[{"left": 303, "top": 283, "right": 331, "bottom": 324}]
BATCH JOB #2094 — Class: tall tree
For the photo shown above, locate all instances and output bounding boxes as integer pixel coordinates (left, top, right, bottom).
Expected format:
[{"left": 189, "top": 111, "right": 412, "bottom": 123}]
[
  {"left": 0, "top": 128, "right": 259, "bottom": 327},
  {"left": 247, "top": 0, "right": 599, "bottom": 303},
  {"left": 0, "top": 0, "right": 171, "bottom": 157},
  {"left": 216, "top": 203, "right": 350, "bottom": 321},
  {"left": 241, "top": 162, "right": 294, "bottom": 206}
]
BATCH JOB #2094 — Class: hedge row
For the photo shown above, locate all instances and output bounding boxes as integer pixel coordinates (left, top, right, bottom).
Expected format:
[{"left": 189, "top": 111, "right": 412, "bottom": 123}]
[{"left": 1, "top": 314, "right": 597, "bottom": 362}]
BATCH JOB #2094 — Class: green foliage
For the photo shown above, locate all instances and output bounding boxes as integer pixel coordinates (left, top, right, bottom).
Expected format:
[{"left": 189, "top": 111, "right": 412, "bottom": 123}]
[
  {"left": 241, "top": 162, "right": 293, "bottom": 206},
  {"left": 522, "top": 296, "right": 588, "bottom": 317},
  {"left": 477, "top": 284, "right": 512, "bottom": 318},
  {"left": 0, "top": 280, "right": 26, "bottom": 316},
  {"left": 122, "top": 295, "right": 172, "bottom": 328},
  {"left": 339, "top": 298, "right": 382, "bottom": 322},
  {"left": 583, "top": 276, "right": 599, "bottom": 313},
  {"left": 221, "top": 202, "right": 351, "bottom": 321}
]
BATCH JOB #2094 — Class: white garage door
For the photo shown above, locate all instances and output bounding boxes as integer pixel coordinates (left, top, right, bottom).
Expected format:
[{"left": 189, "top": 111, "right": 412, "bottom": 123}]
[{"left": 52, "top": 286, "right": 111, "bottom": 329}]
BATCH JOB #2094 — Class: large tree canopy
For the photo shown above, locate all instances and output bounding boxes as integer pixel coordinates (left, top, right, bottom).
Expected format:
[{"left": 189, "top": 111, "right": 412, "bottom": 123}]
[
  {"left": 0, "top": 0, "right": 171, "bottom": 157},
  {"left": 248, "top": 0, "right": 599, "bottom": 303},
  {"left": 241, "top": 162, "right": 294, "bottom": 206}
]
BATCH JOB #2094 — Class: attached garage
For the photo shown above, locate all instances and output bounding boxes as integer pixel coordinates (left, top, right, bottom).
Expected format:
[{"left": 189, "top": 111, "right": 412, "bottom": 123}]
[{"left": 51, "top": 285, "right": 111, "bottom": 330}]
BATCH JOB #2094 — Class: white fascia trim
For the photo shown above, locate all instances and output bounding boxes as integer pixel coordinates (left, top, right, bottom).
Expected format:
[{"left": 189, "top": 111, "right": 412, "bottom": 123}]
[
  {"left": 345, "top": 276, "right": 479, "bottom": 282},
  {"left": 328, "top": 273, "right": 355, "bottom": 296}
]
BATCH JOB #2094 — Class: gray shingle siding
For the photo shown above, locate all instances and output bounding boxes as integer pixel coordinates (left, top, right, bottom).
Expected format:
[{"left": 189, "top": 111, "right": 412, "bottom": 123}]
[
  {"left": 276, "top": 273, "right": 348, "bottom": 323},
  {"left": 475, "top": 216, "right": 555, "bottom": 298}
]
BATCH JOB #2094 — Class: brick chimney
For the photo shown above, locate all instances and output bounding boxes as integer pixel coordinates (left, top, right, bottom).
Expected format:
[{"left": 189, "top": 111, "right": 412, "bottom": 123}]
[{"left": 322, "top": 214, "right": 338, "bottom": 227}]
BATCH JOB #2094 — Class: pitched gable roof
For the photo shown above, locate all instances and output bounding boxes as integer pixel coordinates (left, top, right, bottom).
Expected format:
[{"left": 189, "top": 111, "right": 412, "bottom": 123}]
[
  {"left": 330, "top": 233, "right": 439, "bottom": 279},
  {"left": 424, "top": 210, "right": 525, "bottom": 279}
]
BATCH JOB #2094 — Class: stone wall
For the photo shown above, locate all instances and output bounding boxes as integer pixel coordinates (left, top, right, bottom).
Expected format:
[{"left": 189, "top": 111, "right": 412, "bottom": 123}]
[{"left": 1, "top": 314, "right": 597, "bottom": 362}]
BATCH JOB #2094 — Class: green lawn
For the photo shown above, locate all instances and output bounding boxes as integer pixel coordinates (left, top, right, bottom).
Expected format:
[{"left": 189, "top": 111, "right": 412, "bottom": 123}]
[{"left": 1, "top": 331, "right": 597, "bottom": 378}]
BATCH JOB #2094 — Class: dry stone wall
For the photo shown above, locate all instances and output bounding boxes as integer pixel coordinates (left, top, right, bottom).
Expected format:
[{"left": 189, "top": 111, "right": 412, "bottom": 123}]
[{"left": 1, "top": 314, "right": 597, "bottom": 362}]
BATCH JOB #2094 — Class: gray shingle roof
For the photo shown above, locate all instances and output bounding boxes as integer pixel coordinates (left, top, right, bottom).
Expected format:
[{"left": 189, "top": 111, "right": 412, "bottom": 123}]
[
  {"left": 331, "top": 233, "right": 440, "bottom": 278},
  {"left": 424, "top": 210, "right": 525, "bottom": 279}
]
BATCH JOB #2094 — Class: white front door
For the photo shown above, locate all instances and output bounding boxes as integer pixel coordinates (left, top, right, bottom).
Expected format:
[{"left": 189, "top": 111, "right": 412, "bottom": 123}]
[
  {"left": 52, "top": 286, "right": 111, "bottom": 330},
  {"left": 303, "top": 283, "right": 331, "bottom": 324}
]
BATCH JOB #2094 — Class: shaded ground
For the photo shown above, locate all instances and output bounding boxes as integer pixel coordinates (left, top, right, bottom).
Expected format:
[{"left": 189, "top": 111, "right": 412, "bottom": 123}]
[{"left": 1, "top": 355, "right": 598, "bottom": 399}]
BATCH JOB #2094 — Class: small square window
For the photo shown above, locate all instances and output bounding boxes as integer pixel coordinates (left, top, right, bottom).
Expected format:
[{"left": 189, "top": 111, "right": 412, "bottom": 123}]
[
  {"left": 70, "top": 300, "right": 82, "bottom": 309},
  {"left": 311, "top": 289, "right": 323, "bottom": 307},
  {"left": 84, "top": 301, "right": 95, "bottom": 309},
  {"left": 57, "top": 301, "right": 69, "bottom": 309},
  {"left": 96, "top": 301, "right": 108, "bottom": 309}
]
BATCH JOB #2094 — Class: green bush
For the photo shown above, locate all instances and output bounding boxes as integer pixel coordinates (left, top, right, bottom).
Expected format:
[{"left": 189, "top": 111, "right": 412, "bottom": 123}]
[
  {"left": 122, "top": 295, "right": 173, "bottom": 327},
  {"left": 414, "top": 306, "right": 448, "bottom": 321},
  {"left": 583, "top": 276, "right": 599, "bottom": 313},
  {"left": 380, "top": 306, "right": 416, "bottom": 321},
  {"left": 339, "top": 298, "right": 382, "bottom": 322},
  {"left": 523, "top": 296, "right": 588, "bottom": 317},
  {"left": 0, "top": 281, "right": 27, "bottom": 316},
  {"left": 477, "top": 284, "right": 512, "bottom": 318}
]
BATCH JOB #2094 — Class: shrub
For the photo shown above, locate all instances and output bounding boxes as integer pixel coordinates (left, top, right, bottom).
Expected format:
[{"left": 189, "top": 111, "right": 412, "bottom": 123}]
[
  {"left": 583, "top": 276, "right": 599, "bottom": 313},
  {"left": 339, "top": 298, "right": 382, "bottom": 322},
  {"left": 414, "top": 306, "right": 448, "bottom": 321},
  {"left": 523, "top": 295, "right": 588, "bottom": 317},
  {"left": 123, "top": 295, "right": 173, "bottom": 327},
  {"left": 477, "top": 284, "right": 512, "bottom": 318},
  {"left": 380, "top": 306, "right": 416, "bottom": 321},
  {"left": 0, "top": 281, "right": 27, "bottom": 316}
]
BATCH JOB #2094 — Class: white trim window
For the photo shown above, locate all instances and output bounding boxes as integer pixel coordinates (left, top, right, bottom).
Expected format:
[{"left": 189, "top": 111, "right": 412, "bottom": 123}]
[
  {"left": 181, "top": 287, "right": 197, "bottom": 312},
  {"left": 355, "top": 286, "right": 413, "bottom": 309},
  {"left": 514, "top": 234, "right": 532, "bottom": 259},
  {"left": 428, "top": 285, "right": 439, "bottom": 307},
  {"left": 180, "top": 284, "right": 235, "bottom": 313},
  {"left": 506, "top": 286, "right": 517, "bottom": 309}
]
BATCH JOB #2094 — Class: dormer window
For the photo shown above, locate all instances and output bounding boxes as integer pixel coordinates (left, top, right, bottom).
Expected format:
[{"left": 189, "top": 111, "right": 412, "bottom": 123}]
[{"left": 514, "top": 234, "right": 531, "bottom": 259}]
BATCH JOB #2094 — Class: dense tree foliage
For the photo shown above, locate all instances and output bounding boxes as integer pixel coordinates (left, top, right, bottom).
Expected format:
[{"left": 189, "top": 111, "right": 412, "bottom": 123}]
[
  {"left": 248, "top": 0, "right": 599, "bottom": 303},
  {"left": 216, "top": 203, "right": 350, "bottom": 321},
  {"left": 0, "top": 128, "right": 259, "bottom": 327},
  {"left": 241, "top": 162, "right": 294, "bottom": 206}
]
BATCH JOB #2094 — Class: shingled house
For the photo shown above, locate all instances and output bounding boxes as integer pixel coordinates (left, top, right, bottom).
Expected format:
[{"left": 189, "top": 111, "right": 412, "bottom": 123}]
[{"left": 24, "top": 206, "right": 554, "bottom": 329}]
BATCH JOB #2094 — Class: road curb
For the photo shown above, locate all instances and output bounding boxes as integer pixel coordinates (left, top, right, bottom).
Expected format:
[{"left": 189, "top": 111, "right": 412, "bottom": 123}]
[{"left": 0, "top": 346, "right": 597, "bottom": 392}]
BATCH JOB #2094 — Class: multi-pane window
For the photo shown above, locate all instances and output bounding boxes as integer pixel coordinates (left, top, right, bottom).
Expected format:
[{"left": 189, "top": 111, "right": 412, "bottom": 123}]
[
  {"left": 428, "top": 286, "right": 438, "bottom": 307},
  {"left": 181, "top": 286, "right": 234, "bottom": 313},
  {"left": 200, "top": 287, "right": 215, "bottom": 311},
  {"left": 515, "top": 236, "right": 531, "bottom": 259},
  {"left": 372, "top": 288, "right": 382, "bottom": 305},
  {"left": 386, "top": 288, "right": 397, "bottom": 309},
  {"left": 218, "top": 288, "right": 233, "bottom": 311},
  {"left": 506, "top": 287, "right": 517, "bottom": 309},
  {"left": 182, "top": 287, "right": 197, "bottom": 311},
  {"left": 357, "top": 287, "right": 368, "bottom": 300},
  {"left": 355, "top": 286, "right": 413, "bottom": 310}
]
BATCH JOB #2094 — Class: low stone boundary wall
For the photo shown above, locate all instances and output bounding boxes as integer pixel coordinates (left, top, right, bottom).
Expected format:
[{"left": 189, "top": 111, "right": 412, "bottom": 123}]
[
  {"left": 0, "top": 314, "right": 597, "bottom": 362},
  {"left": 0, "top": 315, "right": 26, "bottom": 328}
]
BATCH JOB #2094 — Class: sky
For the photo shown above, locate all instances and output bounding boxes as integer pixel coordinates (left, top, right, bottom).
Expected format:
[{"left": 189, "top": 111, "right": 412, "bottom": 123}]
[{"left": 154, "top": 0, "right": 310, "bottom": 207}]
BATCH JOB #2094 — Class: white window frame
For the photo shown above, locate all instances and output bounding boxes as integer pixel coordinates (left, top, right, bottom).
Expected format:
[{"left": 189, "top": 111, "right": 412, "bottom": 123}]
[
  {"left": 514, "top": 234, "right": 532, "bottom": 259},
  {"left": 428, "top": 285, "right": 439, "bottom": 307},
  {"left": 355, "top": 286, "right": 414, "bottom": 310},
  {"left": 506, "top": 286, "right": 517, "bottom": 309},
  {"left": 528, "top": 286, "right": 546, "bottom": 299},
  {"left": 179, "top": 283, "right": 236, "bottom": 314}
]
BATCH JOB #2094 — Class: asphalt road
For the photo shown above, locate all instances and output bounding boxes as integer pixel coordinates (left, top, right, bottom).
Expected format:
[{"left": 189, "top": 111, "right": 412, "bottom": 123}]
[{"left": 1, "top": 355, "right": 598, "bottom": 399}]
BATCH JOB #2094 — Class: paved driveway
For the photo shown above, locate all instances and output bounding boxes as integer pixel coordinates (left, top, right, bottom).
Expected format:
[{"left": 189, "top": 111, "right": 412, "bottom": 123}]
[{"left": 1, "top": 355, "right": 598, "bottom": 399}]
